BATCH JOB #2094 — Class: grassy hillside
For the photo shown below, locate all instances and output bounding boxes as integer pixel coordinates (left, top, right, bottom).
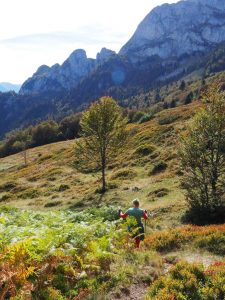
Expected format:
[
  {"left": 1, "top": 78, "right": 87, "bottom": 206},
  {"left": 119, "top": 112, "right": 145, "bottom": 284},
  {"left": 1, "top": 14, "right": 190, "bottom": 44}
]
[
  {"left": 0, "top": 100, "right": 224, "bottom": 299},
  {"left": 0, "top": 102, "right": 200, "bottom": 216},
  {"left": 122, "top": 69, "right": 225, "bottom": 110}
]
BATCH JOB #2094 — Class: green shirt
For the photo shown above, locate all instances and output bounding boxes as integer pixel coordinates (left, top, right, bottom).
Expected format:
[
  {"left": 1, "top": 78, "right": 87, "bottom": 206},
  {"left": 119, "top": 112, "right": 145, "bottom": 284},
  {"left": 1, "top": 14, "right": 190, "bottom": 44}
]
[{"left": 126, "top": 207, "right": 144, "bottom": 225}]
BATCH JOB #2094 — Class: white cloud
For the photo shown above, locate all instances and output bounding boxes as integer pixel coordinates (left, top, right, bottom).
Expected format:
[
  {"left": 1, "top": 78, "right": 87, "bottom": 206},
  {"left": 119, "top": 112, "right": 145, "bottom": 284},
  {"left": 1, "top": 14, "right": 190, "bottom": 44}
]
[{"left": 0, "top": 0, "right": 178, "bottom": 83}]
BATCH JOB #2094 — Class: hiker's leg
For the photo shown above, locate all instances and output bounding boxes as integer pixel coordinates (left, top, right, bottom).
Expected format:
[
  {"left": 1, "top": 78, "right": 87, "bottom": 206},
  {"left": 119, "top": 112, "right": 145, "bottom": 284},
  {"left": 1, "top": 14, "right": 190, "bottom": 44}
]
[{"left": 135, "top": 237, "right": 140, "bottom": 248}]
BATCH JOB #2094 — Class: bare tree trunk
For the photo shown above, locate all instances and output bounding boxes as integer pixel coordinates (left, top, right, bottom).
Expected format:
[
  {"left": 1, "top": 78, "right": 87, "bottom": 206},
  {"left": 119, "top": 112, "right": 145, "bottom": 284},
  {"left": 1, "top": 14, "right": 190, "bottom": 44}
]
[
  {"left": 101, "top": 150, "right": 106, "bottom": 193},
  {"left": 101, "top": 163, "right": 106, "bottom": 193}
]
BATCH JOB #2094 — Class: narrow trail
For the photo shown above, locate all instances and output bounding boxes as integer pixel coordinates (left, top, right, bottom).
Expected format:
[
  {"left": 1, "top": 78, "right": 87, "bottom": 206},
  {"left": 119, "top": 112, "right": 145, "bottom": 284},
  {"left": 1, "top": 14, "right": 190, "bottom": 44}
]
[
  {"left": 109, "top": 250, "right": 223, "bottom": 300},
  {"left": 110, "top": 260, "right": 172, "bottom": 300},
  {"left": 110, "top": 283, "right": 149, "bottom": 300}
]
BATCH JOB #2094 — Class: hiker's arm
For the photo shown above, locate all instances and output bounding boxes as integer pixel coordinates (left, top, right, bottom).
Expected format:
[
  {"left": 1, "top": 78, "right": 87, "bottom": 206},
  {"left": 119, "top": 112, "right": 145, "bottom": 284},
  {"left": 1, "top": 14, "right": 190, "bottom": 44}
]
[
  {"left": 143, "top": 210, "right": 148, "bottom": 220},
  {"left": 120, "top": 212, "right": 128, "bottom": 218},
  {"left": 119, "top": 209, "right": 128, "bottom": 219}
]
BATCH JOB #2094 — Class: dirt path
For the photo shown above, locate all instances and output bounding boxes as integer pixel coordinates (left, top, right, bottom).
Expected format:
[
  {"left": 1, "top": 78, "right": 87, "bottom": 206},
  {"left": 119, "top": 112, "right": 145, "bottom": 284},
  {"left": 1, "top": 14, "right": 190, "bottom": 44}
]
[
  {"left": 179, "top": 251, "right": 223, "bottom": 267},
  {"left": 110, "top": 283, "right": 149, "bottom": 300},
  {"left": 109, "top": 250, "right": 223, "bottom": 300}
]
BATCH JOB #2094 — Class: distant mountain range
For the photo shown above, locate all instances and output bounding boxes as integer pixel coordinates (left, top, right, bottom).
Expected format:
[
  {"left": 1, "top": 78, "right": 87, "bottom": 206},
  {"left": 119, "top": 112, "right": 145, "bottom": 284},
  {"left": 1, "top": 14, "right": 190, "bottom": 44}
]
[
  {"left": 0, "top": 82, "right": 21, "bottom": 93},
  {"left": 1, "top": 0, "right": 225, "bottom": 137},
  {"left": 20, "top": 48, "right": 115, "bottom": 95}
]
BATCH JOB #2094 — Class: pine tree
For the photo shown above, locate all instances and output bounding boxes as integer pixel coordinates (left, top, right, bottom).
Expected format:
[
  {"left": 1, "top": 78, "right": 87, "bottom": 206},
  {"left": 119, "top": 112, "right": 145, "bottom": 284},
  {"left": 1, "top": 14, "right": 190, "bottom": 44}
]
[{"left": 179, "top": 80, "right": 186, "bottom": 91}]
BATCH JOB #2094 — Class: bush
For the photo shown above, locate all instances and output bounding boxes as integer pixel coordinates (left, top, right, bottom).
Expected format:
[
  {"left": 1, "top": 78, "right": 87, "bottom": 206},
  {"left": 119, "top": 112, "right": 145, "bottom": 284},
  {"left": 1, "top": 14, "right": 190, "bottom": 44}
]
[
  {"left": 58, "top": 184, "right": 70, "bottom": 192},
  {"left": 59, "top": 113, "right": 81, "bottom": 140},
  {"left": 149, "top": 161, "right": 167, "bottom": 175},
  {"left": 31, "top": 120, "right": 59, "bottom": 146},
  {"left": 148, "top": 188, "right": 169, "bottom": 198},
  {"left": 147, "top": 261, "right": 225, "bottom": 300},
  {"left": 44, "top": 201, "right": 62, "bottom": 207},
  {"left": 138, "top": 113, "right": 155, "bottom": 124},
  {"left": 0, "top": 205, "right": 18, "bottom": 213},
  {"left": 144, "top": 224, "right": 225, "bottom": 254},
  {"left": 131, "top": 111, "right": 146, "bottom": 123},
  {"left": 110, "top": 168, "right": 137, "bottom": 180},
  {"left": 0, "top": 181, "right": 17, "bottom": 192},
  {"left": 0, "top": 193, "right": 12, "bottom": 202},
  {"left": 135, "top": 144, "right": 156, "bottom": 156},
  {"left": 107, "top": 181, "right": 119, "bottom": 190},
  {"left": 87, "top": 206, "right": 119, "bottom": 221},
  {"left": 158, "top": 115, "right": 180, "bottom": 125},
  {"left": 195, "top": 233, "right": 225, "bottom": 255},
  {"left": 38, "top": 154, "right": 53, "bottom": 162},
  {"left": 17, "top": 188, "right": 40, "bottom": 199}
]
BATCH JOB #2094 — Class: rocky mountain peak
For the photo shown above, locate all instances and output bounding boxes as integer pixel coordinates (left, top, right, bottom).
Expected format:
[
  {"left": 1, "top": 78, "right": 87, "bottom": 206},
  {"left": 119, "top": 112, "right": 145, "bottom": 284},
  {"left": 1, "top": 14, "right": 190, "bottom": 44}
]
[
  {"left": 19, "top": 48, "right": 114, "bottom": 95},
  {"left": 119, "top": 0, "right": 225, "bottom": 61},
  {"left": 34, "top": 65, "right": 51, "bottom": 76},
  {"left": 19, "top": 0, "right": 225, "bottom": 96},
  {"left": 67, "top": 49, "right": 87, "bottom": 63},
  {"left": 96, "top": 48, "right": 116, "bottom": 62}
]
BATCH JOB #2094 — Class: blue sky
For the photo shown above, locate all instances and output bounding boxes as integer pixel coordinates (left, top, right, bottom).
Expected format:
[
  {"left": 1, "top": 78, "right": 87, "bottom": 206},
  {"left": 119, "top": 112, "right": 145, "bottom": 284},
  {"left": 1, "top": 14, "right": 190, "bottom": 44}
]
[{"left": 0, "top": 0, "right": 178, "bottom": 83}]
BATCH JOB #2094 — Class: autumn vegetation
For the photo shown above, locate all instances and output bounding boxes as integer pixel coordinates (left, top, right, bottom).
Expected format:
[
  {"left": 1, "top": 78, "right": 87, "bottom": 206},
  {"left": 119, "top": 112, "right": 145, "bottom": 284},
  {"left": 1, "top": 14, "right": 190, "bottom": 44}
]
[{"left": 0, "top": 82, "right": 224, "bottom": 299}]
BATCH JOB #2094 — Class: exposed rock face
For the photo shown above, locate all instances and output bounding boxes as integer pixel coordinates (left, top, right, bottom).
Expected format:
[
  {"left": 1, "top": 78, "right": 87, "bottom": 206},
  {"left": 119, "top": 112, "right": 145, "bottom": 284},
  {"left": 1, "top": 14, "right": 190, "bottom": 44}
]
[
  {"left": 120, "top": 0, "right": 225, "bottom": 61},
  {"left": 19, "top": 48, "right": 115, "bottom": 95},
  {"left": 4, "top": 0, "right": 225, "bottom": 139},
  {"left": 20, "top": 0, "right": 225, "bottom": 95},
  {"left": 96, "top": 48, "right": 115, "bottom": 62}
]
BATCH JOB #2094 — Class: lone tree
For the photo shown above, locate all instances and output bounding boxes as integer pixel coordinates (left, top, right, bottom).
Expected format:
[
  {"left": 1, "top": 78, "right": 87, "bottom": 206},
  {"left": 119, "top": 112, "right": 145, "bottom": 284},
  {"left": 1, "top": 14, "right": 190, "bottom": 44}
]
[
  {"left": 74, "top": 97, "right": 128, "bottom": 192},
  {"left": 180, "top": 83, "right": 225, "bottom": 224},
  {"left": 179, "top": 80, "right": 186, "bottom": 91}
]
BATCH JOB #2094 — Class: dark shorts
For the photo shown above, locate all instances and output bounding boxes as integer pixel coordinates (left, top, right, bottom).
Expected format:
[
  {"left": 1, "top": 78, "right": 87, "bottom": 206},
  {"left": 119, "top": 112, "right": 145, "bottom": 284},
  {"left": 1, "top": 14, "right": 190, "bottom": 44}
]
[{"left": 128, "top": 223, "right": 145, "bottom": 241}]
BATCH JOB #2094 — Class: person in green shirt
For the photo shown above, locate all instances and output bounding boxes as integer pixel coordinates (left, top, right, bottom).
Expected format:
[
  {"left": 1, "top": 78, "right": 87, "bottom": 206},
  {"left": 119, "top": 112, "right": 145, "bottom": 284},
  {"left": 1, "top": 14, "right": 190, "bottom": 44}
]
[{"left": 119, "top": 199, "right": 148, "bottom": 248}]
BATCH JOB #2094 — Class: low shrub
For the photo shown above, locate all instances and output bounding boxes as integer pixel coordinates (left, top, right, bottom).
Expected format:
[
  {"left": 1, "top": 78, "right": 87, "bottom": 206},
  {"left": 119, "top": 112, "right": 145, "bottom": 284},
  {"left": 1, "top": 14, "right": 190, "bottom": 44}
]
[
  {"left": 132, "top": 111, "right": 146, "bottom": 123},
  {"left": 146, "top": 261, "right": 225, "bottom": 300},
  {"left": 0, "top": 193, "right": 12, "bottom": 202},
  {"left": 44, "top": 201, "right": 62, "bottom": 207},
  {"left": 0, "top": 181, "right": 17, "bottom": 192},
  {"left": 138, "top": 113, "right": 155, "bottom": 124},
  {"left": 158, "top": 114, "right": 180, "bottom": 125},
  {"left": 195, "top": 232, "right": 225, "bottom": 255},
  {"left": 149, "top": 161, "right": 167, "bottom": 175},
  {"left": 107, "top": 181, "right": 119, "bottom": 190},
  {"left": 17, "top": 188, "right": 40, "bottom": 199},
  {"left": 145, "top": 224, "right": 225, "bottom": 254},
  {"left": 38, "top": 154, "right": 53, "bottom": 162},
  {"left": 45, "top": 168, "right": 62, "bottom": 178},
  {"left": 135, "top": 144, "right": 156, "bottom": 156},
  {"left": 0, "top": 208, "right": 132, "bottom": 298},
  {"left": 148, "top": 188, "right": 169, "bottom": 198},
  {"left": 86, "top": 206, "right": 119, "bottom": 221},
  {"left": 0, "top": 205, "right": 18, "bottom": 213},
  {"left": 58, "top": 184, "right": 70, "bottom": 192},
  {"left": 110, "top": 168, "right": 137, "bottom": 180}
]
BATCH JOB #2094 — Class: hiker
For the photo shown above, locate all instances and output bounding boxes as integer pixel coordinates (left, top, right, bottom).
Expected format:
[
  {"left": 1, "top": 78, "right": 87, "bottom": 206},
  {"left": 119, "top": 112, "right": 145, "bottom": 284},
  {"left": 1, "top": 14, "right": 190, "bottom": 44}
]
[{"left": 119, "top": 199, "right": 148, "bottom": 248}]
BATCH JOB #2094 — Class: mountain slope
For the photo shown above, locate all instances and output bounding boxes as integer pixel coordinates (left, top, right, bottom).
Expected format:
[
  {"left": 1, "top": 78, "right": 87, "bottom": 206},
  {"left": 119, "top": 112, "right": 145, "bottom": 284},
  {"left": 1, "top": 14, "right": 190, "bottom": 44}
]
[
  {"left": 2, "top": 0, "right": 225, "bottom": 138},
  {"left": 19, "top": 48, "right": 115, "bottom": 95},
  {"left": 0, "top": 101, "right": 199, "bottom": 211},
  {"left": 20, "top": 0, "right": 225, "bottom": 98},
  {"left": 120, "top": 0, "right": 225, "bottom": 61},
  {"left": 0, "top": 98, "right": 224, "bottom": 299}
]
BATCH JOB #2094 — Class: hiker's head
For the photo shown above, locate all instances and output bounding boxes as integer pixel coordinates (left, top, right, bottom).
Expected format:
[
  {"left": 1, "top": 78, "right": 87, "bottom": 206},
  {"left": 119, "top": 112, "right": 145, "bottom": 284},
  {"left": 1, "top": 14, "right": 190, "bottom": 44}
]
[{"left": 132, "top": 198, "right": 140, "bottom": 208}]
